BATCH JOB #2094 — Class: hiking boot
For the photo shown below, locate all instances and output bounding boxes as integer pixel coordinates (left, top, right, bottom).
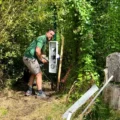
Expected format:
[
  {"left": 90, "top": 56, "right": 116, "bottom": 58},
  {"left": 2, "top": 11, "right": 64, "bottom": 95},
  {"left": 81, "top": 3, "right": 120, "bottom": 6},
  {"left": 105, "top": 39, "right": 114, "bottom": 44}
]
[
  {"left": 36, "top": 91, "right": 48, "bottom": 99},
  {"left": 25, "top": 90, "right": 32, "bottom": 96}
]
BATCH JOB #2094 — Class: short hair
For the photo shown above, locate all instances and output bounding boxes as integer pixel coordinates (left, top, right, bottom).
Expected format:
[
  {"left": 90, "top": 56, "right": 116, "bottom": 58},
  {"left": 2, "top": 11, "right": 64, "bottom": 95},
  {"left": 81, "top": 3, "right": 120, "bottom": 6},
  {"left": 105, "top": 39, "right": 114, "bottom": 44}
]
[{"left": 47, "top": 29, "right": 55, "bottom": 33}]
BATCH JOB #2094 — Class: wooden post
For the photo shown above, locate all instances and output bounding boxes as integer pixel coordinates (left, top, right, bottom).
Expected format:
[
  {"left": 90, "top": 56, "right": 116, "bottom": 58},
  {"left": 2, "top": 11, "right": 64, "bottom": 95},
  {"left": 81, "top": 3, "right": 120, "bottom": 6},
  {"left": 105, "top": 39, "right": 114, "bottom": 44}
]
[
  {"left": 79, "top": 114, "right": 83, "bottom": 120},
  {"left": 57, "top": 35, "right": 64, "bottom": 91}
]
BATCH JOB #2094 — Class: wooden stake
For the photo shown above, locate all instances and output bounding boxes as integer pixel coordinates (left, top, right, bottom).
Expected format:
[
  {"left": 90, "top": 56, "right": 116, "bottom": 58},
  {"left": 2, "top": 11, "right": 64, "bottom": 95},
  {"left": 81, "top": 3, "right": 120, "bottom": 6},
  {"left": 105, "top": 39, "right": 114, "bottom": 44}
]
[
  {"left": 57, "top": 35, "right": 64, "bottom": 91},
  {"left": 79, "top": 114, "right": 83, "bottom": 120}
]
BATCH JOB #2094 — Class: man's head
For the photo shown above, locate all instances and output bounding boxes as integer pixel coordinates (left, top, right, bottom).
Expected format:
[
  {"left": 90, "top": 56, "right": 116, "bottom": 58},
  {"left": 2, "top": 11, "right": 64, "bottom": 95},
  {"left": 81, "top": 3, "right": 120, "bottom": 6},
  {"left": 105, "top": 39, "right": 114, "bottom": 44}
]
[{"left": 46, "top": 29, "right": 55, "bottom": 41}]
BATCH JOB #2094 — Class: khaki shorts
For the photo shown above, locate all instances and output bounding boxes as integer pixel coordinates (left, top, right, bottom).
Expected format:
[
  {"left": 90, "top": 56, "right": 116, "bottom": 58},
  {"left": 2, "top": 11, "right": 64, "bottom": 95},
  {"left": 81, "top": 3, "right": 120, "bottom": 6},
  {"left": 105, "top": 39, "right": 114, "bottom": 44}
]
[{"left": 23, "top": 56, "right": 41, "bottom": 74}]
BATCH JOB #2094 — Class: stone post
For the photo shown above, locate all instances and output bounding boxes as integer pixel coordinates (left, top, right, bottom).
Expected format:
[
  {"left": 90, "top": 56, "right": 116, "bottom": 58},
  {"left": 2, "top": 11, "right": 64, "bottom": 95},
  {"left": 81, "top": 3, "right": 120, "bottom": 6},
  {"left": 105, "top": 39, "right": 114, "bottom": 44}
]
[{"left": 103, "top": 52, "right": 120, "bottom": 110}]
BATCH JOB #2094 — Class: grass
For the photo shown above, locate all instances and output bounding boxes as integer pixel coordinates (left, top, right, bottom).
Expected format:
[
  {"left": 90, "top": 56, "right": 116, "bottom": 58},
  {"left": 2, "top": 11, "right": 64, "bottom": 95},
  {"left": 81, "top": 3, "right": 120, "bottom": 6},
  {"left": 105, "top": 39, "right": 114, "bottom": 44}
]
[
  {"left": 0, "top": 83, "right": 68, "bottom": 120},
  {"left": 0, "top": 82, "right": 120, "bottom": 120},
  {"left": 0, "top": 108, "right": 8, "bottom": 117}
]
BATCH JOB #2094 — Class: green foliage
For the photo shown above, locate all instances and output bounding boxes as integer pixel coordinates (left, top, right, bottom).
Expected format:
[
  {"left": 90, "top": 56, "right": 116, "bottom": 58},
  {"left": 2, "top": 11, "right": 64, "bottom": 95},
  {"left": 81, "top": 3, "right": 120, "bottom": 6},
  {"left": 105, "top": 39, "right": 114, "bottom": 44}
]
[
  {"left": 59, "top": 0, "right": 99, "bottom": 103},
  {"left": 66, "top": 0, "right": 120, "bottom": 103},
  {"left": 84, "top": 97, "right": 111, "bottom": 120},
  {"left": 83, "top": 97, "right": 120, "bottom": 120},
  {"left": 107, "top": 110, "right": 120, "bottom": 120},
  {"left": 0, "top": 0, "right": 61, "bottom": 87},
  {"left": 92, "top": 0, "right": 120, "bottom": 72},
  {"left": 60, "top": 0, "right": 120, "bottom": 119},
  {"left": 0, "top": 0, "right": 120, "bottom": 118}
]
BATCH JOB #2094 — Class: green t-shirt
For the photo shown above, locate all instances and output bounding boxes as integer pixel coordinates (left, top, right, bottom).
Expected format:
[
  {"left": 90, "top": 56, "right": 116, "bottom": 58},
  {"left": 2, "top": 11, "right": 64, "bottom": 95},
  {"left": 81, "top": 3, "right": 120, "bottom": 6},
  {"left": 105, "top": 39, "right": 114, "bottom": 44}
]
[{"left": 24, "top": 35, "right": 47, "bottom": 59}]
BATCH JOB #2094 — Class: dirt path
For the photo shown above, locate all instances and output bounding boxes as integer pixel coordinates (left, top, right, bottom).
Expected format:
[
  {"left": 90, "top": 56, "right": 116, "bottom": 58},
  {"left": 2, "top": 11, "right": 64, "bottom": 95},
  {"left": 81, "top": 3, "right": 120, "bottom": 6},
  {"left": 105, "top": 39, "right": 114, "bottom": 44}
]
[{"left": 0, "top": 82, "right": 67, "bottom": 120}]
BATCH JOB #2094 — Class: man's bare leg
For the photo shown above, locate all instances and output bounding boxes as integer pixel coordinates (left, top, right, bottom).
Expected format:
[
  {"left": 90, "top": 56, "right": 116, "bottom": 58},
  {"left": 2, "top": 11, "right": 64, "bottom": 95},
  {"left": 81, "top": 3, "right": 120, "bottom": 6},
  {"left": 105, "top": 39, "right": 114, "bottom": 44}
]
[
  {"left": 36, "top": 72, "right": 42, "bottom": 90},
  {"left": 28, "top": 74, "right": 35, "bottom": 87},
  {"left": 36, "top": 72, "right": 47, "bottom": 98},
  {"left": 25, "top": 74, "right": 35, "bottom": 96}
]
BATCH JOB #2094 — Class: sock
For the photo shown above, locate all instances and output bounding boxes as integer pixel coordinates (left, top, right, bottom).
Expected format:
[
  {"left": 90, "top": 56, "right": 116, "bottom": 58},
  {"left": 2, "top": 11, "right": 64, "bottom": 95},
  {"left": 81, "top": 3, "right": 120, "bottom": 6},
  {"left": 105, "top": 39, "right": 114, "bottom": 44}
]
[
  {"left": 28, "top": 86, "right": 32, "bottom": 91},
  {"left": 38, "top": 90, "right": 42, "bottom": 94}
]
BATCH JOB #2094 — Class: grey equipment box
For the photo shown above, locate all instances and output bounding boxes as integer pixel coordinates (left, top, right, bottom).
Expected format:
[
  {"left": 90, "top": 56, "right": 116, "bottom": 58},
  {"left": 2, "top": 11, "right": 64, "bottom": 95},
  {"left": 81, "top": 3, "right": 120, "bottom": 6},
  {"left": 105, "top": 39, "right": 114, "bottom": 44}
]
[{"left": 49, "top": 41, "right": 58, "bottom": 73}]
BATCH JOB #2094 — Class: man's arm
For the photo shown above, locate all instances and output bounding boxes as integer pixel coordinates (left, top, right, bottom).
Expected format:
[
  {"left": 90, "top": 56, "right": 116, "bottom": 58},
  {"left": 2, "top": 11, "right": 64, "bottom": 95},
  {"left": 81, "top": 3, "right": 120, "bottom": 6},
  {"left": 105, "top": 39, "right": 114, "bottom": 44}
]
[{"left": 36, "top": 47, "right": 47, "bottom": 63}]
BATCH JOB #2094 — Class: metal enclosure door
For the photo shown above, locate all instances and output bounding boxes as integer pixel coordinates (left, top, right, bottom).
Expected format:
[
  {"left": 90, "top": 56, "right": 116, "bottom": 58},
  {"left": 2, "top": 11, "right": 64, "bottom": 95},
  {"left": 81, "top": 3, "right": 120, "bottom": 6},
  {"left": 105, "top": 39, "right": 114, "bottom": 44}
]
[{"left": 49, "top": 41, "right": 58, "bottom": 73}]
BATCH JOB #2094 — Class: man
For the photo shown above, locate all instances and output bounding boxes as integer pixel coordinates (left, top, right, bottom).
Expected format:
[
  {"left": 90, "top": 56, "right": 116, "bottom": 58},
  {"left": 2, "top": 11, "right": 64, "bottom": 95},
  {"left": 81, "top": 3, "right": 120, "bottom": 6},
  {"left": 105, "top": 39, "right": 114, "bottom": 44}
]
[{"left": 23, "top": 29, "right": 55, "bottom": 98}]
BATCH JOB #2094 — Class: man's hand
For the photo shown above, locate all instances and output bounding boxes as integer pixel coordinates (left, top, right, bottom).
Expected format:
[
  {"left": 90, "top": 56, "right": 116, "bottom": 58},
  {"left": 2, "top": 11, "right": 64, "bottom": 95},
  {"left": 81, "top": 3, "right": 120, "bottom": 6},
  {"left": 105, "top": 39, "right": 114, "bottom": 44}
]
[
  {"left": 40, "top": 54, "right": 48, "bottom": 63},
  {"left": 36, "top": 47, "right": 48, "bottom": 63},
  {"left": 40, "top": 57, "right": 48, "bottom": 63}
]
